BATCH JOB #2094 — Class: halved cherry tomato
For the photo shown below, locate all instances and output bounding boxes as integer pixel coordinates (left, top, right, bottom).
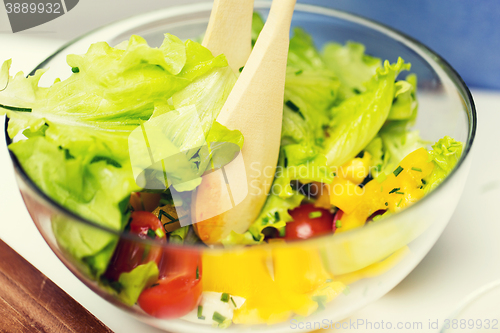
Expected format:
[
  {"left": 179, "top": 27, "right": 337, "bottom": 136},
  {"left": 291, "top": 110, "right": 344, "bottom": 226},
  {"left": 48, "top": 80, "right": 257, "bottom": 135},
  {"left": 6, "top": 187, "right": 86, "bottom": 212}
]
[
  {"left": 138, "top": 274, "right": 202, "bottom": 319},
  {"left": 103, "top": 211, "right": 166, "bottom": 281},
  {"left": 138, "top": 247, "right": 202, "bottom": 318},
  {"left": 278, "top": 204, "right": 334, "bottom": 240}
]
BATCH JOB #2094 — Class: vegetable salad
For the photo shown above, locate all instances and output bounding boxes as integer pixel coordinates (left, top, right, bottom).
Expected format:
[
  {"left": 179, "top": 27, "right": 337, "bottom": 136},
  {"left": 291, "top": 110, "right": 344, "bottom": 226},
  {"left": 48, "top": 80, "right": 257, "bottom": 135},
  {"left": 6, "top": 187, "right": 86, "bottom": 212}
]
[{"left": 0, "top": 13, "right": 462, "bottom": 328}]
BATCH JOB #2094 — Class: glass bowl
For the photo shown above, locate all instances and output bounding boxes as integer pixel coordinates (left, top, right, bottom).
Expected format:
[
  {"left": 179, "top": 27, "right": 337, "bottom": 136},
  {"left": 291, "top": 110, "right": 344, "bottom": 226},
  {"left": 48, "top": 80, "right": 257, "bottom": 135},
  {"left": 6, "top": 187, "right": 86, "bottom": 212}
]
[{"left": 4, "top": 1, "right": 476, "bottom": 332}]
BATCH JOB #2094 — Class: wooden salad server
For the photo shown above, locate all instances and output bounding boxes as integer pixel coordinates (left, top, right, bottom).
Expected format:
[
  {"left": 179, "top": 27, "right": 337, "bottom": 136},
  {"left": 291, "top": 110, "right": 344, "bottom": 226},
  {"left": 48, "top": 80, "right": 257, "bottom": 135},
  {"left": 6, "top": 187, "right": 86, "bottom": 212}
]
[
  {"left": 202, "top": 0, "right": 255, "bottom": 73},
  {"left": 193, "top": 0, "right": 297, "bottom": 244}
]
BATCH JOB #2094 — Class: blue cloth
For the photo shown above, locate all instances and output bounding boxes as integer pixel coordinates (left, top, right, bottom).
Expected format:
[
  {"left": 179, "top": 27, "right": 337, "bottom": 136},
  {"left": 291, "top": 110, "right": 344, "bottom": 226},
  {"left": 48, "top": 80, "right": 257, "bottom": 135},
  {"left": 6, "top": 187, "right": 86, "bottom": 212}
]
[{"left": 299, "top": 0, "right": 498, "bottom": 89}]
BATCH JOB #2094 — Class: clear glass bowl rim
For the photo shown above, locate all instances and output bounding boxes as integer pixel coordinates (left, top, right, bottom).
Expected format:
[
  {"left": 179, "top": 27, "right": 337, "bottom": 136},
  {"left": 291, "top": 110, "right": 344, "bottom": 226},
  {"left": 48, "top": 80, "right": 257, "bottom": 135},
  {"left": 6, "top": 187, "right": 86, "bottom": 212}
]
[{"left": 4, "top": 1, "right": 477, "bottom": 248}]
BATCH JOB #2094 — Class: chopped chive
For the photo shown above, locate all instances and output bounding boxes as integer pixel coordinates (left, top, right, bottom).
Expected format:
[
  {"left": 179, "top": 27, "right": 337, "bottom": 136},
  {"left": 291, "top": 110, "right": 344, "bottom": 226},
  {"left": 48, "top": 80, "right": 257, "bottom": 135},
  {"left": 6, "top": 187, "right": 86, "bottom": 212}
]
[
  {"left": 326, "top": 278, "right": 333, "bottom": 283},
  {"left": 196, "top": 266, "right": 199, "bottom": 280},
  {"left": 397, "top": 198, "right": 403, "bottom": 207},
  {"left": 411, "top": 167, "right": 422, "bottom": 172},
  {"left": 239, "top": 66, "right": 244, "bottom": 73},
  {"left": 312, "top": 295, "right": 327, "bottom": 303},
  {"left": 90, "top": 156, "right": 122, "bottom": 168},
  {"left": 309, "top": 211, "right": 322, "bottom": 219},
  {"left": 0, "top": 103, "right": 32, "bottom": 112},
  {"left": 147, "top": 228, "right": 156, "bottom": 239},
  {"left": 230, "top": 297, "right": 237, "bottom": 308},
  {"left": 71, "top": 67, "right": 80, "bottom": 73},
  {"left": 389, "top": 187, "right": 400, "bottom": 194},
  {"left": 385, "top": 202, "right": 388, "bottom": 206},
  {"left": 285, "top": 100, "right": 300, "bottom": 112},
  {"left": 221, "top": 293, "right": 230, "bottom": 303},
  {"left": 395, "top": 191, "right": 405, "bottom": 195},
  {"left": 421, "top": 179, "right": 427, "bottom": 185},
  {"left": 155, "top": 228, "right": 165, "bottom": 238},
  {"left": 295, "top": 69, "right": 303, "bottom": 75},
  {"left": 279, "top": 227, "right": 286, "bottom": 237},
  {"left": 335, "top": 220, "right": 342, "bottom": 228},
  {"left": 353, "top": 88, "right": 361, "bottom": 94},
  {"left": 393, "top": 166, "right": 404, "bottom": 177},
  {"left": 197, "top": 305, "right": 204, "bottom": 319},
  {"left": 212, "top": 311, "right": 226, "bottom": 324},
  {"left": 312, "top": 295, "right": 327, "bottom": 311},
  {"left": 285, "top": 100, "right": 306, "bottom": 120}
]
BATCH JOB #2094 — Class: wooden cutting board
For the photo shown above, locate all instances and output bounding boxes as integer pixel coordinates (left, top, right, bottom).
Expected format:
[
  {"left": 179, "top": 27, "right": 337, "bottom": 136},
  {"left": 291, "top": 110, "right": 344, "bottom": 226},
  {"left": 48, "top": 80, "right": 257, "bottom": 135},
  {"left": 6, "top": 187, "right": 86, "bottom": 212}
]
[{"left": 0, "top": 239, "right": 113, "bottom": 333}]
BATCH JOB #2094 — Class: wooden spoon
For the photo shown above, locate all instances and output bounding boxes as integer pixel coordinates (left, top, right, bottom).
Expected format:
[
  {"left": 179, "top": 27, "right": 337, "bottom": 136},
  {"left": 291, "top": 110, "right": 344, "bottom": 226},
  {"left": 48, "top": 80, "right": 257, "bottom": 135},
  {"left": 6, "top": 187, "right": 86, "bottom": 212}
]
[
  {"left": 193, "top": 0, "right": 297, "bottom": 244},
  {"left": 202, "top": 0, "right": 255, "bottom": 73}
]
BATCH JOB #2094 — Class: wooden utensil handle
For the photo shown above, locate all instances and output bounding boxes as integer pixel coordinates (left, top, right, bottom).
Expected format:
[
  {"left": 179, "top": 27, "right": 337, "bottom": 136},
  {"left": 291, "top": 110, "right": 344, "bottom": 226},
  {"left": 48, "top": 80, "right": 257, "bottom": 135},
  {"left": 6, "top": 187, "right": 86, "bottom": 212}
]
[{"left": 0, "top": 239, "right": 113, "bottom": 332}]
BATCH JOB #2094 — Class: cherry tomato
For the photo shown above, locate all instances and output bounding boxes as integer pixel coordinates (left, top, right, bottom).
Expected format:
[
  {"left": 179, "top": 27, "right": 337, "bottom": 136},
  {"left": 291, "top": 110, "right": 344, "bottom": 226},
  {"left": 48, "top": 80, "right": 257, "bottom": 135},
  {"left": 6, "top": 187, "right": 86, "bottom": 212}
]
[
  {"left": 138, "top": 274, "right": 202, "bottom": 319},
  {"left": 278, "top": 204, "right": 334, "bottom": 240},
  {"left": 333, "top": 209, "right": 343, "bottom": 233},
  {"left": 103, "top": 211, "right": 166, "bottom": 281},
  {"left": 138, "top": 248, "right": 202, "bottom": 318}
]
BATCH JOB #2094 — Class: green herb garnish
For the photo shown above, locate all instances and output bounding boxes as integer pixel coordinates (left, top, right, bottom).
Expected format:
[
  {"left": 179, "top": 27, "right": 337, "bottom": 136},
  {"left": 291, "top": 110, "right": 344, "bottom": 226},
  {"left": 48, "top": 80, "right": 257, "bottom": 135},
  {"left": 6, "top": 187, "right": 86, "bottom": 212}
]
[
  {"left": 411, "top": 167, "right": 422, "bottom": 172},
  {"left": 385, "top": 202, "right": 388, "bottom": 206},
  {"left": 395, "top": 191, "right": 405, "bottom": 195},
  {"left": 155, "top": 228, "right": 165, "bottom": 238},
  {"left": 335, "top": 220, "right": 342, "bottom": 228},
  {"left": 221, "top": 293, "right": 229, "bottom": 303},
  {"left": 312, "top": 295, "right": 327, "bottom": 312},
  {"left": 90, "top": 156, "right": 122, "bottom": 168},
  {"left": 146, "top": 228, "right": 156, "bottom": 239},
  {"left": 295, "top": 69, "right": 303, "bottom": 75},
  {"left": 213, "top": 311, "right": 226, "bottom": 324},
  {"left": 197, "top": 305, "right": 205, "bottom": 320},
  {"left": 286, "top": 100, "right": 300, "bottom": 112},
  {"left": 279, "top": 227, "right": 286, "bottom": 237},
  {"left": 239, "top": 66, "right": 244, "bottom": 73},
  {"left": 196, "top": 266, "right": 199, "bottom": 280},
  {"left": 389, "top": 187, "right": 400, "bottom": 194},
  {"left": 285, "top": 100, "right": 305, "bottom": 120},
  {"left": 71, "top": 67, "right": 80, "bottom": 73},
  {"left": 421, "top": 179, "right": 427, "bottom": 185},
  {"left": 0, "top": 103, "right": 32, "bottom": 112},
  {"left": 309, "top": 211, "right": 322, "bottom": 219},
  {"left": 230, "top": 297, "right": 237, "bottom": 308},
  {"left": 393, "top": 166, "right": 404, "bottom": 177},
  {"left": 397, "top": 198, "right": 403, "bottom": 207}
]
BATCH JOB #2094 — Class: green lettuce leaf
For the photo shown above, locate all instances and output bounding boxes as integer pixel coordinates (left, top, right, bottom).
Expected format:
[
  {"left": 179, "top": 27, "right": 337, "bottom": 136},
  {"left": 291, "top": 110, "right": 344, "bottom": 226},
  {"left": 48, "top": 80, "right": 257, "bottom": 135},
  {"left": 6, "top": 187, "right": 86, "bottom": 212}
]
[
  {"left": 251, "top": 12, "right": 265, "bottom": 46},
  {"left": 323, "top": 58, "right": 411, "bottom": 167},
  {"left": 1, "top": 33, "right": 237, "bottom": 273},
  {"left": 1, "top": 35, "right": 228, "bottom": 133},
  {"left": 288, "top": 28, "right": 325, "bottom": 70},
  {"left": 0, "top": 59, "right": 11, "bottom": 91},
  {"left": 169, "top": 226, "right": 190, "bottom": 244},
  {"left": 365, "top": 121, "right": 427, "bottom": 178},
  {"left": 424, "top": 136, "right": 463, "bottom": 193},
  {"left": 118, "top": 262, "right": 159, "bottom": 306},
  {"left": 322, "top": 41, "right": 381, "bottom": 101},
  {"left": 9, "top": 132, "right": 135, "bottom": 276},
  {"left": 387, "top": 74, "right": 418, "bottom": 121}
]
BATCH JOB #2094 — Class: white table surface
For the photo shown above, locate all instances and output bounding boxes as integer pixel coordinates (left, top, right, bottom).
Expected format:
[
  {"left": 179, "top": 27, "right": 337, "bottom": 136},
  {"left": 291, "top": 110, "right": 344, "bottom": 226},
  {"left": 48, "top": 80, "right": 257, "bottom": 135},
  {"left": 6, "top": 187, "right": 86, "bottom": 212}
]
[{"left": 1, "top": 35, "right": 499, "bottom": 333}]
